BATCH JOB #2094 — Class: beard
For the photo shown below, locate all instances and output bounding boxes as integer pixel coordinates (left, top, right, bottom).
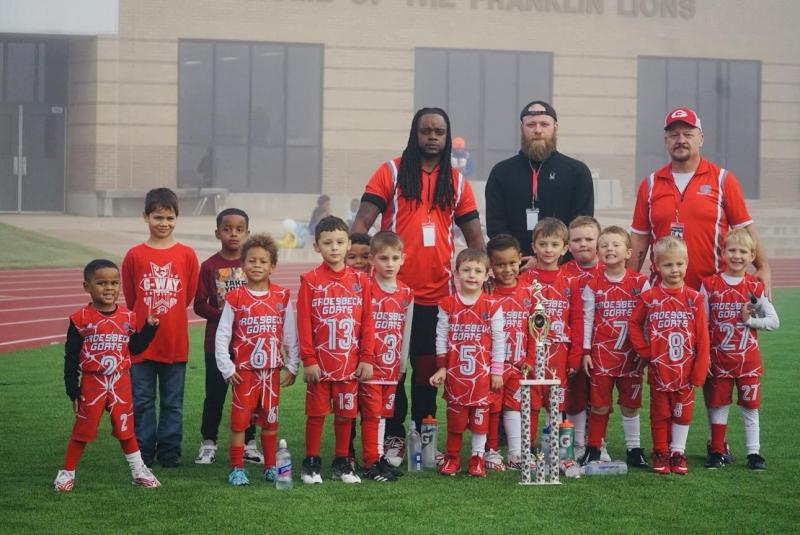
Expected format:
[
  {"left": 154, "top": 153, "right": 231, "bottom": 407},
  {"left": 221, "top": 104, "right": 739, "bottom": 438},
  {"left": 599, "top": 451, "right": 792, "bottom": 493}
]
[{"left": 521, "top": 131, "right": 557, "bottom": 162}]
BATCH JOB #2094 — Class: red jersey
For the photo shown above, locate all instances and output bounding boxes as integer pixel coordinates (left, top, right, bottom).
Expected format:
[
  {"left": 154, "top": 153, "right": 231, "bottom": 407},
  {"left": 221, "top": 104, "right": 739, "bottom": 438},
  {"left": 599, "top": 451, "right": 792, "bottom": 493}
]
[
  {"left": 701, "top": 273, "right": 768, "bottom": 378},
  {"left": 369, "top": 279, "right": 413, "bottom": 382},
  {"left": 582, "top": 269, "right": 650, "bottom": 377},
  {"left": 296, "top": 263, "right": 375, "bottom": 381},
  {"left": 70, "top": 304, "right": 137, "bottom": 375},
  {"left": 631, "top": 158, "right": 753, "bottom": 289},
  {"left": 628, "top": 284, "right": 710, "bottom": 391},
  {"left": 492, "top": 283, "right": 537, "bottom": 371},
  {"left": 436, "top": 293, "right": 504, "bottom": 407},
  {"left": 561, "top": 259, "right": 604, "bottom": 285},
  {"left": 225, "top": 285, "right": 291, "bottom": 371},
  {"left": 363, "top": 157, "right": 479, "bottom": 306},
  {"left": 122, "top": 242, "right": 199, "bottom": 364},
  {"left": 560, "top": 260, "right": 604, "bottom": 367},
  {"left": 194, "top": 252, "right": 247, "bottom": 353}
]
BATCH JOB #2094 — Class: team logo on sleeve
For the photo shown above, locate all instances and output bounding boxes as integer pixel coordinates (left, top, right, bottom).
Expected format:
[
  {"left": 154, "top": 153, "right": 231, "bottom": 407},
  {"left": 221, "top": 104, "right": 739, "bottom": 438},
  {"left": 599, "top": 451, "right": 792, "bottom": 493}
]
[
  {"left": 140, "top": 262, "right": 182, "bottom": 315},
  {"left": 353, "top": 283, "right": 362, "bottom": 292},
  {"left": 524, "top": 298, "right": 532, "bottom": 307}
]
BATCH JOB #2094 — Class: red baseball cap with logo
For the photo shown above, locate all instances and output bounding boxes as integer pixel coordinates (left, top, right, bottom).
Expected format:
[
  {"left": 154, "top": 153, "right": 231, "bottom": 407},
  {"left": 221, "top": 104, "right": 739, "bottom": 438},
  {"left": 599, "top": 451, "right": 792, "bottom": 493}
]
[{"left": 664, "top": 107, "right": 702, "bottom": 130}]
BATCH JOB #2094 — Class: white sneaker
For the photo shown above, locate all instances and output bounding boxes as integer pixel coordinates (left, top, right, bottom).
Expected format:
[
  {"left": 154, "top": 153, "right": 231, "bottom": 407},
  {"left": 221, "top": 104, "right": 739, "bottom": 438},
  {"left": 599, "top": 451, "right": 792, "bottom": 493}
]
[
  {"left": 54, "top": 469, "right": 74, "bottom": 492},
  {"left": 131, "top": 465, "right": 161, "bottom": 488},
  {"left": 301, "top": 472, "right": 323, "bottom": 484},
  {"left": 506, "top": 453, "right": 536, "bottom": 471},
  {"left": 301, "top": 456, "right": 323, "bottom": 485},
  {"left": 194, "top": 440, "right": 217, "bottom": 464},
  {"left": 435, "top": 450, "right": 445, "bottom": 467},
  {"left": 243, "top": 441, "right": 264, "bottom": 464},
  {"left": 384, "top": 436, "right": 405, "bottom": 467},
  {"left": 600, "top": 440, "right": 611, "bottom": 462},
  {"left": 573, "top": 444, "right": 586, "bottom": 463},
  {"left": 484, "top": 449, "right": 506, "bottom": 471}
]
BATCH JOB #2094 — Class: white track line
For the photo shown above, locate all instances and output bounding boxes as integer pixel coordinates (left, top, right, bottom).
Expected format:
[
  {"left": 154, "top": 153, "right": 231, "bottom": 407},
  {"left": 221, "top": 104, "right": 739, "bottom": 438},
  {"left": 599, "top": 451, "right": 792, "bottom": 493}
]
[
  {"left": 0, "top": 317, "right": 68, "bottom": 327},
  {"left": 0, "top": 333, "right": 64, "bottom": 346},
  {"left": 0, "top": 293, "right": 87, "bottom": 302}
]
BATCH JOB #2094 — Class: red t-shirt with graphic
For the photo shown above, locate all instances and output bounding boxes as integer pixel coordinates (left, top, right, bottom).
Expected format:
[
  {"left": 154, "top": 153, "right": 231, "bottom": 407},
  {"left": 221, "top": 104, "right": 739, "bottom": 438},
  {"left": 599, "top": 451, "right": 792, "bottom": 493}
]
[
  {"left": 226, "top": 285, "right": 291, "bottom": 371},
  {"left": 70, "top": 304, "right": 137, "bottom": 375},
  {"left": 628, "top": 284, "right": 710, "bottom": 391},
  {"left": 122, "top": 242, "right": 199, "bottom": 364},
  {"left": 296, "top": 263, "right": 375, "bottom": 381},
  {"left": 370, "top": 279, "right": 413, "bottom": 382}
]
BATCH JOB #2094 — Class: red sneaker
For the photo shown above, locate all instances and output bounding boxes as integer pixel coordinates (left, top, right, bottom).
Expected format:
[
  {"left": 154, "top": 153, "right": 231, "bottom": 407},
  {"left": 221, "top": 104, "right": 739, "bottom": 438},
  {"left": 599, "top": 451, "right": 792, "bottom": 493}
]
[
  {"left": 652, "top": 452, "right": 670, "bottom": 475},
  {"left": 670, "top": 452, "right": 688, "bottom": 475},
  {"left": 467, "top": 455, "right": 486, "bottom": 477},
  {"left": 439, "top": 455, "right": 460, "bottom": 476}
]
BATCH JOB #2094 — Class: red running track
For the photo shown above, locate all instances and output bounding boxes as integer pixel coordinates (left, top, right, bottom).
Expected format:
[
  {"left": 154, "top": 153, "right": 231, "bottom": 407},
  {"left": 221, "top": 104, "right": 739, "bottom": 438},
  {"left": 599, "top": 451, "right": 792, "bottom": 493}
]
[{"left": 1, "top": 259, "right": 798, "bottom": 353}]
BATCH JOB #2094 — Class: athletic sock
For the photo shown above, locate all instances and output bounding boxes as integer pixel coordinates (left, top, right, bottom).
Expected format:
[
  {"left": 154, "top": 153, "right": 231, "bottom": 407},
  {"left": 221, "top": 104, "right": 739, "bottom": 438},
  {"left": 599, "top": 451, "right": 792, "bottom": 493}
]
[
  {"left": 471, "top": 433, "right": 487, "bottom": 458},
  {"left": 568, "top": 410, "right": 587, "bottom": 448},
  {"left": 119, "top": 436, "right": 139, "bottom": 455},
  {"left": 503, "top": 410, "right": 522, "bottom": 457},
  {"left": 670, "top": 423, "right": 690, "bottom": 454},
  {"left": 305, "top": 415, "right": 325, "bottom": 458},
  {"left": 709, "top": 405, "right": 731, "bottom": 454},
  {"left": 261, "top": 432, "right": 277, "bottom": 468},
  {"left": 651, "top": 418, "right": 669, "bottom": 453},
  {"left": 230, "top": 445, "right": 244, "bottom": 469},
  {"left": 63, "top": 439, "right": 86, "bottom": 471},
  {"left": 621, "top": 414, "right": 641, "bottom": 449},
  {"left": 741, "top": 407, "right": 760, "bottom": 455},
  {"left": 587, "top": 412, "right": 609, "bottom": 448},
  {"left": 123, "top": 447, "right": 145, "bottom": 471},
  {"left": 447, "top": 432, "right": 462, "bottom": 458},
  {"left": 333, "top": 416, "right": 352, "bottom": 459},
  {"left": 486, "top": 411, "right": 501, "bottom": 451},
  {"left": 361, "top": 416, "right": 380, "bottom": 466}
]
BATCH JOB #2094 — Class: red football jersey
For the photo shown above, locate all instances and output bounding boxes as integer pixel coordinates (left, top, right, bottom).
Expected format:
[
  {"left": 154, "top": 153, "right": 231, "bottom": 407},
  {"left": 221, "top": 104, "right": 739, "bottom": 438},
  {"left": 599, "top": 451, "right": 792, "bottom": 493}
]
[
  {"left": 628, "top": 284, "right": 710, "bottom": 391},
  {"left": 297, "top": 263, "right": 375, "bottom": 381},
  {"left": 436, "top": 293, "right": 503, "bottom": 407},
  {"left": 560, "top": 260, "right": 603, "bottom": 367},
  {"left": 70, "top": 305, "right": 137, "bottom": 375},
  {"left": 561, "top": 259, "right": 604, "bottom": 284},
  {"left": 582, "top": 269, "right": 650, "bottom": 377},
  {"left": 492, "top": 283, "right": 537, "bottom": 371},
  {"left": 369, "top": 278, "right": 413, "bottom": 382},
  {"left": 702, "top": 273, "right": 766, "bottom": 378},
  {"left": 226, "top": 285, "right": 291, "bottom": 371}
]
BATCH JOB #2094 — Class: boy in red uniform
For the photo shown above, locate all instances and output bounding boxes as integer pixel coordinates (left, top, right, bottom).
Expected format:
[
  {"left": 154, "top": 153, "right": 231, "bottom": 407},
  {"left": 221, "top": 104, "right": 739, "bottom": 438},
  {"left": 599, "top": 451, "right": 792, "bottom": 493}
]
[
  {"left": 215, "top": 234, "right": 300, "bottom": 485},
  {"left": 360, "top": 232, "right": 413, "bottom": 481},
  {"left": 193, "top": 208, "right": 263, "bottom": 466},
  {"left": 581, "top": 226, "right": 650, "bottom": 468},
  {"left": 297, "top": 216, "right": 375, "bottom": 484},
  {"left": 486, "top": 234, "right": 537, "bottom": 471},
  {"left": 55, "top": 259, "right": 160, "bottom": 491},
  {"left": 628, "top": 236, "right": 710, "bottom": 475},
  {"left": 122, "top": 188, "right": 199, "bottom": 467},
  {"left": 430, "top": 249, "right": 505, "bottom": 477},
  {"left": 519, "top": 218, "right": 580, "bottom": 442},
  {"left": 701, "top": 228, "right": 779, "bottom": 470},
  {"left": 561, "top": 215, "right": 604, "bottom": 461}
]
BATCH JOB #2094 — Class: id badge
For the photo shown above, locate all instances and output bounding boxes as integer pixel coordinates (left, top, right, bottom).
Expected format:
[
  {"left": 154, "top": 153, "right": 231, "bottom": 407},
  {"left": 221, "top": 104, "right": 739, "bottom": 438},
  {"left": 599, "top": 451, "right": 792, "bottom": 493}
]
[
  {"left": 670, "top": 222, "right": 685, "bottom": 238},
  {"left": 422, "top": 222, "right": 436, "bottom": 247},
  {"left": 526, "top": 208, "right": 539, "bottom": 231}
]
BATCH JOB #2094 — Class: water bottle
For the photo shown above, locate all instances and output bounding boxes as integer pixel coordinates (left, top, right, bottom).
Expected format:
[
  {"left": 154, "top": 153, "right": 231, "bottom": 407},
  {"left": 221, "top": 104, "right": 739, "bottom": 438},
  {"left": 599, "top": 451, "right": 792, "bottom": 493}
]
[
  {"left": 579, "top": 461, "right": 628, "bottom": 476},
  {"left": 541, "top": 426, "right": 551, "bottom": 474},
  {"left": 559, "top": 419, "right": 574, "bottom": 460},
  {"left": 559, "top": 459, "right": 581, "bottom": 479},
  {"left": 275, "top": 439, "right": 293, "bottom": 490},
  {"left": 407, "top": 420, "right": 423, "bottom": 472},
  {"left": 420, "top": 415, "right": 439, "bottom": 469}
]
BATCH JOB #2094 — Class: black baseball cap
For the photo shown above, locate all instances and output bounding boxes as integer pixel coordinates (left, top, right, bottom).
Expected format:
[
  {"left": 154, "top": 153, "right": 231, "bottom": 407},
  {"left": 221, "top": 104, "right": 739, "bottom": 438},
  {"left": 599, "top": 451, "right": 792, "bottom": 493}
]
[{"left": 520, "top": 100, "right": 557, "bottom": 122}]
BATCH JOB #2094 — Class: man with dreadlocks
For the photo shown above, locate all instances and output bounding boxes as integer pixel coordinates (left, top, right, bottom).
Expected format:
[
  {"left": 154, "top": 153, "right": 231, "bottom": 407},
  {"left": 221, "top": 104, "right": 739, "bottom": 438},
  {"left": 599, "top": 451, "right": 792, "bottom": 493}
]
[{"left": 352, "top": 108, "right": 484, "bottom": 466}]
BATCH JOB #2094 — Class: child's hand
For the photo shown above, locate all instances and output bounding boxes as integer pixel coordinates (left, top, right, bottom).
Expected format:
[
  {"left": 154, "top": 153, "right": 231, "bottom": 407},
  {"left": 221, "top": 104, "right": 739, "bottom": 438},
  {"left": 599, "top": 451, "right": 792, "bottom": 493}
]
[
  {"left": 519, "top": 255, "right": 536, "bottom": 272},
  {"left": 582, "top": 354, "right": 592, "bottom": 376},
  {"left": 280, "top": 368, "right": 296, "bottom": 387},
  {"left": 72, "top": 397, "right": 82, "bottom": 414},
  {"left": 567, "top": 367, "right": 577, "bottom": 378},
  {"left": 303, "top": 364, "right": 321, "bottom": 384},
  {"left": 483, "top": 277, "right": 496, "bottom": 295},
  {"left": 429, "top": 368, "right": 446, "bottom": 387},
  {"left": 226, "top": 371, "right": 243, "bottom": 385},
  {"left": 355, "top": 362, "right": 373, "bottom": 382},
  {"left": 490, "top": 374, "right": 503, "bottom": 392},
  {"left": 740, "top": 302, "right": 751, "bottom": 322},
  {"left": 146, "top": 314, "right": 159, "bottom": 327}
]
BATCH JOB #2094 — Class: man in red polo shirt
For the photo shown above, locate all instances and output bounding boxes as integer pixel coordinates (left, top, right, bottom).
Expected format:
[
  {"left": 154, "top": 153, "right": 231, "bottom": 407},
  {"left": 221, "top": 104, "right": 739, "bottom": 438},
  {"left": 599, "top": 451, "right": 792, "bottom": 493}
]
[
  {"left": 629, "top": 107, "right": 771, "bottom": 293},
  {"left": 351, "top": 107, "right": 484, "bottom": 465}
]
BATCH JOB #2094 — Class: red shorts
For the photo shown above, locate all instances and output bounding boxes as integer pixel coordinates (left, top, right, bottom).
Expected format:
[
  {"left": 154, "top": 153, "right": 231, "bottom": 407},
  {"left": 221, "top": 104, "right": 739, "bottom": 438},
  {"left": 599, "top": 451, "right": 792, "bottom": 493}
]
[
  {"left": 489, "top": 368, "right": 514, "bottom": 413},
  {"left": 306, "top": 380, "right": 358, "bottom": 418},
  {"left": 71, "top": 372, "right": 135, "bottom": 442},
  {"left": 590, "top": 375, "right": 643, "bottom": 410},
  {"left": 359, "top": 382, "right": 398, "bottom": 418},
  {"left": 231, "top": 368, "right": 280, "bottom": 432},
  {"left": 650, "top": 388, "right": 694, "bottom": 425},
  {"left": 446, "top": 404, "right": 489, "bottom": 434},
  {"left": 565, "top": 372, "right": 590, "bottom": 414},
  {"left": 502, "top": 367, "right": 525, "bottom": 412},
  {"left": 703, "top": 376, "right": 761, "bottom": 410}
]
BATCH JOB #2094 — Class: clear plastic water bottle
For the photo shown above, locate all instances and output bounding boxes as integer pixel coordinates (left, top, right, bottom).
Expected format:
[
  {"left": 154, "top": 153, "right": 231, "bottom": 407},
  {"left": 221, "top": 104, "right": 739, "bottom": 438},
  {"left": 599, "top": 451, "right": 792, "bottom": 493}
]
[
  {"left": 541, "top": 426, "right": 551, "bottom": 474},
  {"left": 407, "top": 420, "right": 423, "bottom": 472},
  {"left": 275, "top": 439, "right": 293, "bottom": 490},
  {"left": 559, "top": 459, "right": 581, "bottom": 478},
  {"left": 579, "top": 461, "right": 628, "bottom": 476}
]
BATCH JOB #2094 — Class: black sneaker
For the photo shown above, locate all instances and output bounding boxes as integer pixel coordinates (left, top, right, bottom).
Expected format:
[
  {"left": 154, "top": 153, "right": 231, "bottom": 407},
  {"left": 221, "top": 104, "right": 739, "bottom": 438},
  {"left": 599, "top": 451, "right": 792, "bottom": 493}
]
[
  {"left": 331, "top": 456, "right": 361, "bottom": 483},
  {"left": 707, "top": 440, "right": 736, "bottom": 464},
  {"left": 580, "top": 446, "right": 601, "bottom": 466},
  {"left": 301, "top": 456, "right": 323, "bottom": 484},
  {"left": 626, "top": 447, "right": 649, "bottom": 468},
  {"left": 378, "top": 456, "right": 404, "bottom": 478},
  {"left": 705, "top": 452, "right": 725, "bottom": 469},
  {"left": 363, "top": 462, "right": 396, "bottom": 482},
  {"left": 746, "top": 453, "right": 766, "bottom": 471}
]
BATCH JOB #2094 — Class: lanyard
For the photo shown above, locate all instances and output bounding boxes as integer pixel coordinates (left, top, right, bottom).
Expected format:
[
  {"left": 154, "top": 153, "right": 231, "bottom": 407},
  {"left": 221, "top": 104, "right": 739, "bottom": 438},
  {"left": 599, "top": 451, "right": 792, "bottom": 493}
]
[
  {"left": 529, "top": 161, "right": 539, "bottom": 205},
  {"left": 422, "top": 165, "right": 439, "bottom": 217}
]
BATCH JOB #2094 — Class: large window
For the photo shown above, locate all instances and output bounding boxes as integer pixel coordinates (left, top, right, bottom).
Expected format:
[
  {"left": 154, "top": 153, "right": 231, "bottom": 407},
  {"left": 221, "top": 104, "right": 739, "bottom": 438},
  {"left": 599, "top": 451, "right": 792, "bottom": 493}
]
[
  {"left": 178, "top": 40, "right": 322, "bottom": 193},
  {"left": 636, "top": 57, "right": 761, "bottom": 198},
  {"left": 415, "top": 48, "right": 552, "bottom": 181}
]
